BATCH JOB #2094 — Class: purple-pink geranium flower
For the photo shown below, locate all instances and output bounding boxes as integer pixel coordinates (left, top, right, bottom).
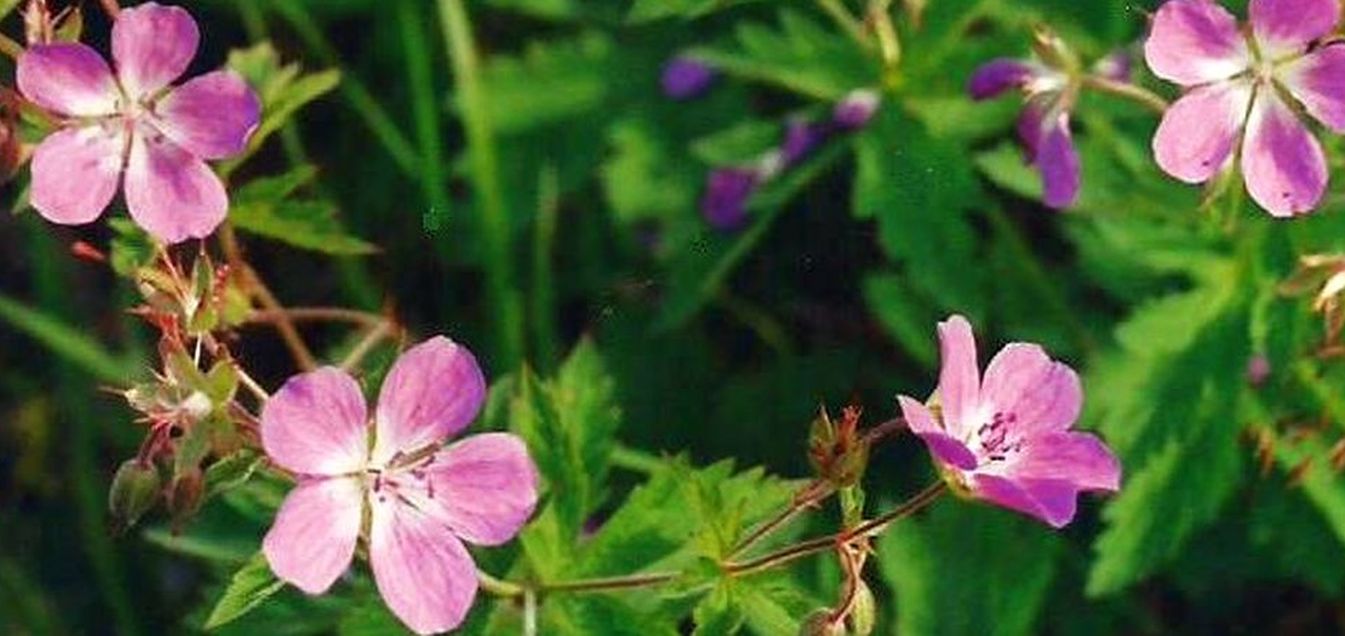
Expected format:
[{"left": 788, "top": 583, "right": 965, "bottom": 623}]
[
  {"left": 897, "top": 315, "right": 1120, "bottom": 528},
  {"left": 1145, "top": 0, "right": 1345, "bottom": 217},
  {"left": 17, "top": 2, "right": 260, "bottom": 243},
  {"left": 260, "top": 337, "right": 538, "bottom": 635},
  {"left": 969, "top": 58, "right": 1081, "bottom": 209}
]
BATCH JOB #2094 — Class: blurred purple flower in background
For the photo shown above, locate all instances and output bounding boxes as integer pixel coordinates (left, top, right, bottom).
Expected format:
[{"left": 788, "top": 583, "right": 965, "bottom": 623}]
[
  {"left": 698, "top": 88, "right": 882, "bottom": 231},
  {"left": 701, "top": 167, "right": 760, "bottom": 231},
  {"left": 661, "top": 56, "right": 718, "bottom": 100},
  {"left": 968, "top": 57, "right": 1080, "bottom": 209}
]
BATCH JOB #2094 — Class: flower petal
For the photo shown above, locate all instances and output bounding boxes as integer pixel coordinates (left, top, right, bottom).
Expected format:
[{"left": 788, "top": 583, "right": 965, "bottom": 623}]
[
  {"left": 981, "top": 344, "right": 1082, "bottom": 435},
  {"left": 967, "top": 59, "right": 1039, "bottom": 100},
  {"left": 29, "top": 125, "right": 123, "bottom": 226},
  {"left": 971, "top": 474, "right": 1079, "bottom": 528},
  {"left": 262, "top": 477, "right": 363, "bottom": 595},
  {"left": 415, "top": 433, "right": 539, "bottom": 546},
  {"left": 370, "top": 498, "right": 479, "bottom": 635},
  {"left": 1008, "top": 432, "right": 1121, "bottom": 492},
  {"left": 1241, "top": 90, "right": 1328, "bottom": 217},
  {"left": 1281, "top": 44, "right": 1345, "bottom": 133},
  {"left": 1152, "top": 80, "right": 1252, "bottom": 184},
  {"left": 123, "top": 131, "right": 228, "bottom": 243},
  {"left": 1144, "top": 0, "right": 1250, "bottom": 85},
  {"left": 1250, "top": 0, "right": 1341, "bottom": 58},
  {"left": 373, "top": 337, "right": 487, "bottom": 465},
  {"left": 1035, "top": 111, "right": 1081, "bottom": 209},
  {"left": 261, "top": 367, "right": 370, "bottom": 476},
  {"left": 936, "top": 315, "right": 980, "bottom": 439},
  {"left": 111, "top": 2, "right": 199, "bottom": 98},
  {"left": 157, "top": 71, "right": 261, "bottom": 160},
  {"left": 16, "top": 44, "right": 119, "bottom": 117},
  {"left": 899, "top": 396, "right": 979, "bottom": 470}
]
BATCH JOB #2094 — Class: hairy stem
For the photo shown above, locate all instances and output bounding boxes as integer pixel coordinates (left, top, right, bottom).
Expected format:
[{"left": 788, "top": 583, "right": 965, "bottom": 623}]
[
  {"left": 219, "top": 223, "right": 318, "bottom": 371},
  {"left": 248, "top": 307, "right": 387, "bottom": 328}
]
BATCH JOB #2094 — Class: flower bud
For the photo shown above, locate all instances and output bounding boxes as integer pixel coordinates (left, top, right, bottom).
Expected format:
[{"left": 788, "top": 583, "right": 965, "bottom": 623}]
[
  {"left": 167, "top": 467, "right": 205, "bottom": 530},
  {"left": 701, "top": 167, "right": 759, "bottom": 231},
  {"left": 108, "top": 459, "right": 161, "bottom": 533},
  {"left": 1030, "top": 24, "right": 1078, "bottom": 73},
  {"left": 798, "top": 610, "right": 841, "bottom": 636},
  {"left": 661, "top": 56, "right": 718, "bottom": 100},
  {"left": 833, "top": 89, "right": 880, "bottom": 130},
  {"left": 847, "top": 581, "right": 876, "bottom": 635}
]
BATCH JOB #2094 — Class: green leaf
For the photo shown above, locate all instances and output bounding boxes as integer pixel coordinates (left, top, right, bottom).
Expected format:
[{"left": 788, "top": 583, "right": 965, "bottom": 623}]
[
  {"left": 602, "top": 118, "right": 699, "bottom": 225},
  {"left": 627, "top": 0, "right": 761, "bottom": 22},
  {"left": 687, "top": 10, "right": 873, "bottom": 99},
  {"left": 108, "top": 218, "right": 155, "bottom": 278},
  {"left": 690, "top": 119, "right": 783, "bottom": 166},
  {"left": 854, "top": 109, "right": 983, "bottom": 316},
  {"left": 862, "top": 274, "right": 938, "bottom": 368},
  {"left": 204, "top": 450, "right": 265, "bottom": 499},
  {"left": 511, "top": 339, "right": 622, "bottom": 537},
  {"left": 225, "top": 42, "right": 340, "bottom": 169},
  {"left": 230, "top": 166, "right": 377, "bottom": 255},
  {"left": 879, "top": 503, "right": 1061, "bottom": 636},
  {"left": 204, "top": 552, "right": 286, "bottom": 630},
  {"left": 480, "top": 33, "right": 615, "bottom": 133},
  {"left": 0, "top": 293, "right": 134, "bottom": 383}
]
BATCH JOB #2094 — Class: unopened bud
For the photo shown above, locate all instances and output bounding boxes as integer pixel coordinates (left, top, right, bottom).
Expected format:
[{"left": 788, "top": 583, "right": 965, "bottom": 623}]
[
  {"left": 168, "top": 467, "right": 205, "bottom": 530},
  {"left": 833, "top": 90, "right": 880, "bottom": 130},
  {"left": 798, "top": 610, "right": 841, "bottom": 636},
  {"left": 847, "top": 581, "right": 876, "bottom": 635},
  {"left": 1030, "top": 24, "right": 1077, "bottom": 73},
  {"left": 109, "top": 460, "right": 161, "bottom": 533}
]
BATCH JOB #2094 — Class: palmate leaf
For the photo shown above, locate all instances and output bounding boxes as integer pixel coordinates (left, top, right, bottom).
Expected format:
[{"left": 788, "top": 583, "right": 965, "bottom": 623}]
[
  {"left": 224, "top": 42, "right": 340, "bottom": 171},
  {"left": 854, "top": 108, "right": 984, "bottom": 318},
  {"left": 878, "top": 502, "right": 1062, "bottom": 636},
  {"left": 479, "top": 32, "right": 615, "bottom": 134},
  {"left": 229, "top": 166, "right": 377, "bottom": 255},
  {"left": 1085, "top": 302, "right": 1252, "bottom": 595}
]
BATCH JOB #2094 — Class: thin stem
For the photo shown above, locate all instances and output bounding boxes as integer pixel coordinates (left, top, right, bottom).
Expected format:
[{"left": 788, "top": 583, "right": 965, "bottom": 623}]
[
  {"left": 531, "top": 165, "right": 561, "bottom": 370},
  {"left": 477, "top": 569, "right": 526, "bottom": 598},
  {"left": 1081, "top": 75, "right": 1169, "bottom": 114},
  {"left": 731, "top": 480, "right": 835, "bottom": 558},
  {"left": 816, "top": 0, "right": 870, "bottom": 46},
  {"left": 97, "top": 0, "right": 121, "bottom": 19},
  {"left": 868, "top": 0, "right": 902, "bottom": 71},
  {"left": 340, "top": 319, "right": 398, "bottom": 372},
  {"left": 862, "top": 416, "right": 906, "bottom": 445},
  {"left": 724, "top": 482, "right": 946, "bottom": 577},
  {"left": 248, "top": 307, "right": 386, "bottom": 328},
  {"left": 218, "top": 223, "right": 317, "bottom": 371},
  {"left": 610, "top": 444, "right": 664, "bottom": 475},
  {"left": 0, "top": 33, "right": 22, "bottom": 60},
  {"left": 540, "top": 572, "right": 680, "bottom": 594},
  {"left": 439, "top": 0, "right": 526, "bottom": 368}
]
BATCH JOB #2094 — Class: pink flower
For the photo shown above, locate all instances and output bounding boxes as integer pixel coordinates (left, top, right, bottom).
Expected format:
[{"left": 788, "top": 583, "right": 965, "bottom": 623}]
[
  {"left": 1145, "top": 0, "right": 1345, "bottom": 217},
  {"left": 968, "top": 58, "right": 1081, "bottom": 209},
  {"left": 17, "top": 3, "right": 260, "bottom": 243},
  {"left": 897, "top": 315, "right": 1121, "bottom": 528},
  {"left": 260, "top": 337, "right": 538, "bottom": 635}
]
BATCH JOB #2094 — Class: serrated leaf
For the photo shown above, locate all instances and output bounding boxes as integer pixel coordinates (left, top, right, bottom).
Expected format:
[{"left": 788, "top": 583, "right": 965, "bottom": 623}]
[
  {"left": 879, "top": 503, "right": 1061, "bottom": 636},
  {"left": 204, "top": 450, "right": 264, "bottom": 499},
  {"left": 512, "top": 339, "right": 621, "bottom": 537},
  {"left": 230, "top": 166, "right": 376, "bottom": 255},
  {"left": 205, "top": 552, "right": 286, "bottom": 630},
  {"left": 480, "top": 32, "right": 615, "bottom": 133},
  {"left": 854, "top": 109, "right": 983, "bottom": 317}
]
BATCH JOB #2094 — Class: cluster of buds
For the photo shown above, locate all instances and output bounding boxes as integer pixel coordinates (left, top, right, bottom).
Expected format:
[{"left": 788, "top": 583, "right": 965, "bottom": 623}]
[
  {"left": 107, "top": 249, "right": 260, "bottom": 532},
  {"left": 808, "top": 405, "right": 870, "bottom": 489}
]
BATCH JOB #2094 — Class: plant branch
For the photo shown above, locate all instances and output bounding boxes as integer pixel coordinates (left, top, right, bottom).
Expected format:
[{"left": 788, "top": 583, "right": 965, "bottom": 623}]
[
  {"left": 731, "top": 479, "right": 835, "bottom": 558},
  {"left": 248, "top": 307, "right": 387, "bottom": 328},
  {"left": 97, "top": 0, "right": 121, "bottom": 19},
  {"left": 724, "top": 482, "right": 946, "bottom": 577},
  {"left": 340, "top": 319, "right": 400, "bottom": 372},
  {"left": 218, "top": 223, "right": 318, "bottom": 371}
]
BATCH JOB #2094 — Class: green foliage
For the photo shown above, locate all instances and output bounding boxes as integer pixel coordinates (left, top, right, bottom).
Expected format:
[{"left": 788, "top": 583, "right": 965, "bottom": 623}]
[
  {"left": 689, "top": 10, "right": 875, "bottom": 99},
  {"left": 229, "top": 166, "right": 377, "bottom": 255},
  {"left": 226, "top": 42, "right": 341, "bottom": 170},
  {"left": 205, "top": 553, "right": 286, "bottom": 630},
  {"left": 879, "top": 503, "right": 1062, "bottom": 636}
]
